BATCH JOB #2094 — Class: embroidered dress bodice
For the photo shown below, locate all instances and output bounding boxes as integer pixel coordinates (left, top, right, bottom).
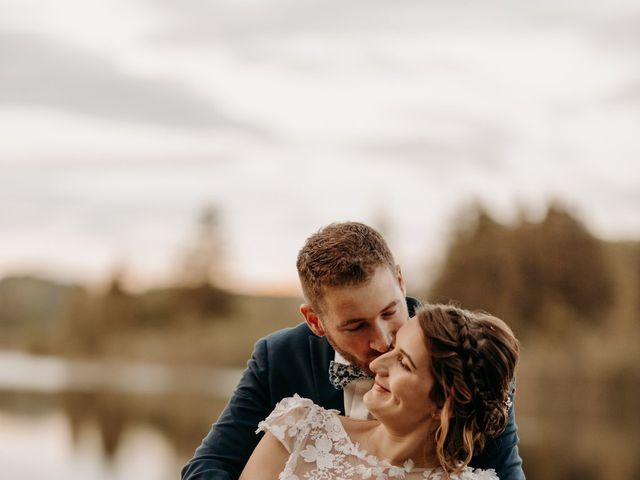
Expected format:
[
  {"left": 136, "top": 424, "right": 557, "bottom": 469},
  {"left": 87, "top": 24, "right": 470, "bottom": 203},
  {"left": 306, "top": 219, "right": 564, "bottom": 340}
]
[{"left": 257, "top": 395, "right": 499, "bottom": 480}]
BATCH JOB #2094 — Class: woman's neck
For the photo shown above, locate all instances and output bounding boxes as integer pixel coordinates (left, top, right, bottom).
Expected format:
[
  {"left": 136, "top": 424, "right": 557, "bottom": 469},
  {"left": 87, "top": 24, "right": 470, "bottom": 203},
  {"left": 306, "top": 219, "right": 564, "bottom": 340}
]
[{"left": 361, "top": 421, "right": 439, "bottom": 469}]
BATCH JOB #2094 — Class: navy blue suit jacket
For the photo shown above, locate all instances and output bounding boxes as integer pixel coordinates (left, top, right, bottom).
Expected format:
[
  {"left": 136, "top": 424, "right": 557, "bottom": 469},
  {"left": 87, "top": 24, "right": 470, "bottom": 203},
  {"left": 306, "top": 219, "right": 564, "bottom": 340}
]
[{"left": 181, "top": 298, "right": 524, "bottom": 480}]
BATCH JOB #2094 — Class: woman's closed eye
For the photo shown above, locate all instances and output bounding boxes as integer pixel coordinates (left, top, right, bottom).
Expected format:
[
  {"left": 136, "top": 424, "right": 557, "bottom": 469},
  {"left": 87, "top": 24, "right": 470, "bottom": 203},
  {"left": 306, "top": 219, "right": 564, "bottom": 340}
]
[{"left": 397, "top": 353, "right": 410, "bottom": 371}]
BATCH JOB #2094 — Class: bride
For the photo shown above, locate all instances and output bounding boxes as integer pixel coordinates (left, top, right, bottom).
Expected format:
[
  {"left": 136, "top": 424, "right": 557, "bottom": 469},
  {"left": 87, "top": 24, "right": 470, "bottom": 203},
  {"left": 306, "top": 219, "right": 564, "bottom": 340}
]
[{"left": 240, "top": 304, "right": 520, "bottom": 480}]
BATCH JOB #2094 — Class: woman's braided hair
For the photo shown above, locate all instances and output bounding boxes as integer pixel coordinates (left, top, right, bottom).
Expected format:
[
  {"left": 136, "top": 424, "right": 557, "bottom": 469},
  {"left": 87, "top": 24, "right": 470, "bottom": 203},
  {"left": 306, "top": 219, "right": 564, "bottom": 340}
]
[{"left": 416, "top": 304, "right": 519, "bottom": 474}]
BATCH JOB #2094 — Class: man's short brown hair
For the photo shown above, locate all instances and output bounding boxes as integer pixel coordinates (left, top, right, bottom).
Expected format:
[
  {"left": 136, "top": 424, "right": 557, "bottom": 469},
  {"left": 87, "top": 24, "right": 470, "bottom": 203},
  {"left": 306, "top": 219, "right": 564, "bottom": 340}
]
[{"left": 296, "top": 222, "right": 396, "bottom": 310}]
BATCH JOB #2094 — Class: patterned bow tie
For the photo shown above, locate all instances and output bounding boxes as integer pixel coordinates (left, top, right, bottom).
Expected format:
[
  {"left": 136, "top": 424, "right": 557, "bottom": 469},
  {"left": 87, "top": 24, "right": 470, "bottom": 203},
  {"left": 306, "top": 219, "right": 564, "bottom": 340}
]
[{"left": 328, "top": 360, "right": 373, "bottom": 390}]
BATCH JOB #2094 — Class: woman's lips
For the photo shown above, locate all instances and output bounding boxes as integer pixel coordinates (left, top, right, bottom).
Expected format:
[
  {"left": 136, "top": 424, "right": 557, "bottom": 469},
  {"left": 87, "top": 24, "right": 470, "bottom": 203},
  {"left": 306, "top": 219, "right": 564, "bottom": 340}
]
[{"left": 373, "top": 382, "right": 390, "bottom": 393}]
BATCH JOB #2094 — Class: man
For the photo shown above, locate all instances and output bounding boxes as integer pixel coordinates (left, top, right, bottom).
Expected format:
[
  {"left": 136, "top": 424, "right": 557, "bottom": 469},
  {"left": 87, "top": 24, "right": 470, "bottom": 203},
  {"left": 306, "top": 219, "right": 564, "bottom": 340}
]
[{"left": 181, "top": 222, "right": 524, "bottom": 480}]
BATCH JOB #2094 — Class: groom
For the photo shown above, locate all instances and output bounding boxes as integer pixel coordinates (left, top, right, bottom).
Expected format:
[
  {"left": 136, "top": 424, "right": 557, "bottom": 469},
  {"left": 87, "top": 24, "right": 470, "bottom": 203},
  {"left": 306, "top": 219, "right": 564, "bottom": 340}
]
[{"left": 181, "top": 222, "right": 524, "bottom": 480}]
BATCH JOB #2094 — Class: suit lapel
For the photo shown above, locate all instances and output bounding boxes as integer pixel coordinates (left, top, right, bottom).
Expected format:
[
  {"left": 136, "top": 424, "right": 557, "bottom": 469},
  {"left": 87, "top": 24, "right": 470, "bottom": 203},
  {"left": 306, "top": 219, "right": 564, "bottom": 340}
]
[{"left": 308, "top": 335, "right": 345, "bottom": 414}]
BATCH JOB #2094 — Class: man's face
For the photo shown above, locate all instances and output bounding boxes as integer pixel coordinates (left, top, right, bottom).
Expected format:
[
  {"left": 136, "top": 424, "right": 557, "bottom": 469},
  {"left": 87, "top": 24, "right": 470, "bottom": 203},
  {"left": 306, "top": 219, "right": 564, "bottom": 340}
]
[{"left": 302, "top": 265, "right": 409, "bottom": 375}]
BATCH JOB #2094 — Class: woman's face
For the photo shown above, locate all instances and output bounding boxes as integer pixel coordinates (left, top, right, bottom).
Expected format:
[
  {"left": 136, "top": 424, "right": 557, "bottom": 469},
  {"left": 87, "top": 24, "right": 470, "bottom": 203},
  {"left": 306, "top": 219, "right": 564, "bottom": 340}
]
[{"left": 363, "top": 316, "right": 437, "bottom": 431}]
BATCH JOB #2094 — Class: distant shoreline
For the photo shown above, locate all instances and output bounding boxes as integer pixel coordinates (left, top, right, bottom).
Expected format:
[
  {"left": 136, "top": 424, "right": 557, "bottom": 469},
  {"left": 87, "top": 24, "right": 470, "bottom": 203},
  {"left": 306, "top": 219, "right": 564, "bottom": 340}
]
[{"left": 0, "top": 350, "right": 242, "bottom": 397}]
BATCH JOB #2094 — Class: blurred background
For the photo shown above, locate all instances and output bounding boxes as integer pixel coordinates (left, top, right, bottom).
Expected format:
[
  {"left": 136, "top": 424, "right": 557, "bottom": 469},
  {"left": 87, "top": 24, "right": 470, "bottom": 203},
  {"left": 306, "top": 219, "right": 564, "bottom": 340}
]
[{"left": 1, "top": 1, "right": 639, "bottom": 479}]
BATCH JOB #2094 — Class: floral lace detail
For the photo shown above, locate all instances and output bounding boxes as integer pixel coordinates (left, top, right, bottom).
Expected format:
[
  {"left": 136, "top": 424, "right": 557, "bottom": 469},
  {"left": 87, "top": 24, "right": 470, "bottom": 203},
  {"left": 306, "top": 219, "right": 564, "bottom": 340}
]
[{"left": 257, "top": 395, "right": 499, "bottom": 480}]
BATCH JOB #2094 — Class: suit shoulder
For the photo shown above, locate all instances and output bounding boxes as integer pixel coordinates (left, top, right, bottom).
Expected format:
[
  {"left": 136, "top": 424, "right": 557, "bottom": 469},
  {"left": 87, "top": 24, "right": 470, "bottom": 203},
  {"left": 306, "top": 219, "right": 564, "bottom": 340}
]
[{"left": 261, "top": 322, "right": 316, "bottom": 349}]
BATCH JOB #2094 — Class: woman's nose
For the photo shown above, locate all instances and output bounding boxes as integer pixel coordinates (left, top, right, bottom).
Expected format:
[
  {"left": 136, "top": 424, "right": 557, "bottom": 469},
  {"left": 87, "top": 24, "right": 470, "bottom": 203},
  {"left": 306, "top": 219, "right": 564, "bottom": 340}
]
[{"left": 370, "top": 350, "right": 391, "bottom": 374}]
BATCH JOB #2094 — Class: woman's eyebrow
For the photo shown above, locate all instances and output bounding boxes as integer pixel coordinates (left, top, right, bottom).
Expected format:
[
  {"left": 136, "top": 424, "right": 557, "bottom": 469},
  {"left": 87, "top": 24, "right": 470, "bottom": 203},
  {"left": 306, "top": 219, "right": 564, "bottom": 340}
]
[{"left": 399, "top": 348, "right": 417, "bottom": 369}]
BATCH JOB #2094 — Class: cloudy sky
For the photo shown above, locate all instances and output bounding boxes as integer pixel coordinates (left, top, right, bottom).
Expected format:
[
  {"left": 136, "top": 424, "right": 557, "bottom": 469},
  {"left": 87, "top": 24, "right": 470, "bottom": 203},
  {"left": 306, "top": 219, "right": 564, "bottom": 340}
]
[{"left": 1, "top": 0, "right": 639, "bottom": 294}]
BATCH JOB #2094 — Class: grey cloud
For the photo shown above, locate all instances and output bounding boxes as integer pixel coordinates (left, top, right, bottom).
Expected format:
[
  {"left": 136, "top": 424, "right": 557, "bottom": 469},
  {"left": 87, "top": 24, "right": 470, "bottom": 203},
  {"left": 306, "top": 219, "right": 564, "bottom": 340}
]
[
  {"left": 356, "top": 118, "right": 509, "bottom": 173},
  {"left": 150, "top": 0, "right": 640, "bottom": 47},
  {"left": 588, "top": 15, "right": 640, "bottom": 53},
  {"left": 609, "top": 82, "right": 640, "bottom": 107},
  {"left": 0, "top": 32, "right": 260, "bottom": 131},
  {"left": 147, "top": 0, "right": 640, "bottom": 82},
  {"left": 149, "top": 0, "right": 512, "bottom": 46}
]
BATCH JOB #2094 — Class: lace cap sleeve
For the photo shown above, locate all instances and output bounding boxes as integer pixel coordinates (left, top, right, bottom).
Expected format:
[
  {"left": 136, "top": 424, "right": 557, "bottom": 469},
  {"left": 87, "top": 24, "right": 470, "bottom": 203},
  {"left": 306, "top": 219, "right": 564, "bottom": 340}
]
[{"left": 256, "top": 394, "right": 317, "bottom": 453}]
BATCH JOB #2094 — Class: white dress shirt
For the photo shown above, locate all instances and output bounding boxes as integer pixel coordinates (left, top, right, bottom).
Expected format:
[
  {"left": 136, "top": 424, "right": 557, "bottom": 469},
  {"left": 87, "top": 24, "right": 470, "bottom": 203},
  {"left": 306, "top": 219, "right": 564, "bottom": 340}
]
[{"left": 334, "top": 351, "right": 375, "bottom": 420}]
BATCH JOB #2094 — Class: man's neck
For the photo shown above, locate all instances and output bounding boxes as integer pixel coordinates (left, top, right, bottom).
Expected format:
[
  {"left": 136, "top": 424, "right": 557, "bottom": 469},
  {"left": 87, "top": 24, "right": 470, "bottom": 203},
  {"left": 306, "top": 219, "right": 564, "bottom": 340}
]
[{"left": 334, "top": 351, "right": 349, "bottom": 365}]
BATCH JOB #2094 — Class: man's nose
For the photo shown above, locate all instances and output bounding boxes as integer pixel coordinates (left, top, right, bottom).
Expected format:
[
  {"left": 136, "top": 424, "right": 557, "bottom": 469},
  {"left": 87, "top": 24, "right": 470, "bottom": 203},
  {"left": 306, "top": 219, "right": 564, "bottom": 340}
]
[{"left": 370, "top": 320, "right": 394, "bottom": 353}]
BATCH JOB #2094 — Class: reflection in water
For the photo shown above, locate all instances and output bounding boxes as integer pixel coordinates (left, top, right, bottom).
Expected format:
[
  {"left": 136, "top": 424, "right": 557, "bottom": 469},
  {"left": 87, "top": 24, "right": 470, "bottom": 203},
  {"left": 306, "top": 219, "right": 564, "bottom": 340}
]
[
  {"left": 0, "top": 410, "right": 72, "bottom": 480},
  {"left": 0, "top": 407, "right": 180, "bottom": 480},
  {"left": 58, "top": 391, "right": 229, "bottom": 461},
  {"left": 111, "top": 423, "right": 178, "bottom": 480},
  {"left": 0, "top": 390, "right": 227, "bottom": 480}
]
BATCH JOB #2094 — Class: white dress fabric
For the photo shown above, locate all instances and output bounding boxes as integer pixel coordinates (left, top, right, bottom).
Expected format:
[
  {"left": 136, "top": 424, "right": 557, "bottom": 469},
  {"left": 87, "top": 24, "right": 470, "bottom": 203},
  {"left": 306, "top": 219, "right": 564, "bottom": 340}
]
[{"left": 257, "top": 395, "right": 499, "bottom": 480}]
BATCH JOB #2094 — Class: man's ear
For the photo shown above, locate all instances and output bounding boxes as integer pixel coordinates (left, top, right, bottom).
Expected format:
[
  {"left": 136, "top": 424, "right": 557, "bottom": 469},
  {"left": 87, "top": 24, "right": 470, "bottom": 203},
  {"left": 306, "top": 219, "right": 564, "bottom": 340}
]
[
  {"left": 300, "top": 304, "right": 325, "bottom": 337},
  {"left": 395, "top": 264, "right": 406, "bottom": 295}
]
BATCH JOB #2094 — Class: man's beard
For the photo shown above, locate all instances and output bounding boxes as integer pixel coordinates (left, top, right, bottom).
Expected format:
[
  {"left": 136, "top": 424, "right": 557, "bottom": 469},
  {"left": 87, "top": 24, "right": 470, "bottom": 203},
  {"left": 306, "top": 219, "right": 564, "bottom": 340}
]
[{"left": 323, "top": 330, "right": 381, "bottom": 376}]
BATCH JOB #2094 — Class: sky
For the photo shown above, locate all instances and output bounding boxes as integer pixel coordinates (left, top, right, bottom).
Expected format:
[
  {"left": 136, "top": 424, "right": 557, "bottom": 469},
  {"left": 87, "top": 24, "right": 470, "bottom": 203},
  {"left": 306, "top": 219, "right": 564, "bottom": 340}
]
[{"left": 1, "top": 0, "right": 639, "bottom": 294}]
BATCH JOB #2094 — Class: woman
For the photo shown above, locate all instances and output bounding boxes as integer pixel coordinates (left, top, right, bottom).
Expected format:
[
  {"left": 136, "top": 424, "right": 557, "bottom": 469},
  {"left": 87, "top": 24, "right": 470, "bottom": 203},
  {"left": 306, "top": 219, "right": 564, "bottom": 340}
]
[{"left": 240, "top": 304, "right": 520, "bottom": 480}]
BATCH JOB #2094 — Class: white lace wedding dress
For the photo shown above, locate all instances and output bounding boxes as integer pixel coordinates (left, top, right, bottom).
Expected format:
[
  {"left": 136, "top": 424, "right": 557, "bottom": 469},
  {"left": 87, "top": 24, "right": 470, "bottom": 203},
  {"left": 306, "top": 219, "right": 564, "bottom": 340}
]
[{"left": 257, "top": 395, "right": 499, "bottom": 480}]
